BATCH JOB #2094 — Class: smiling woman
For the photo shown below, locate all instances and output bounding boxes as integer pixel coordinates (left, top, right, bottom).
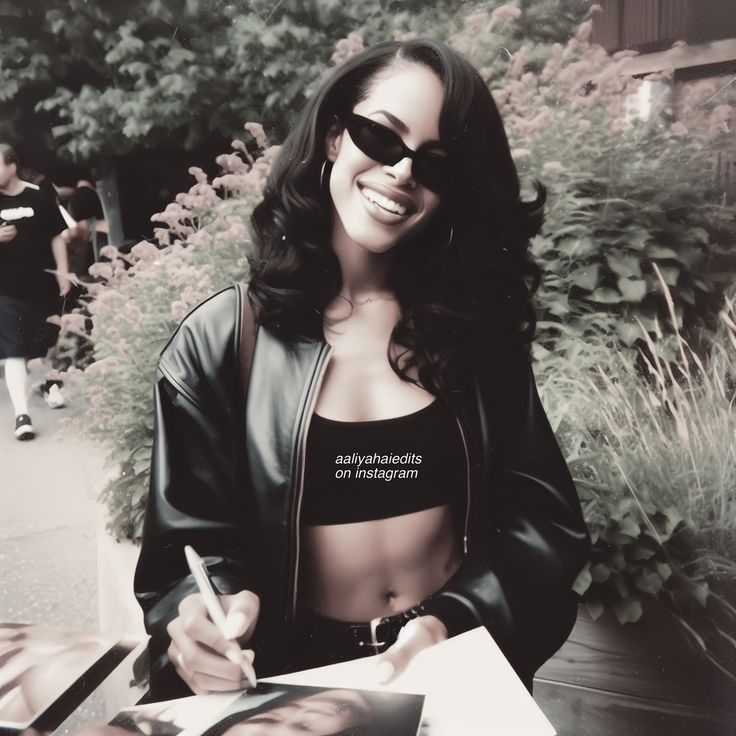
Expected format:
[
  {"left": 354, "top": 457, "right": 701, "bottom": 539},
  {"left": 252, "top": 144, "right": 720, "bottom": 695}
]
[{"left": 133, "top": 37, "right": 591, "bottom": 700}]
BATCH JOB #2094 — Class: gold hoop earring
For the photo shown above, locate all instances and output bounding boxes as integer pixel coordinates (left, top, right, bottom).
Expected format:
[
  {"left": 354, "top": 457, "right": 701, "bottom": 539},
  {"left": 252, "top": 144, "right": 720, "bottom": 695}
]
[{"left": 320, "top": 160, "right": 332, "bottom": 196}]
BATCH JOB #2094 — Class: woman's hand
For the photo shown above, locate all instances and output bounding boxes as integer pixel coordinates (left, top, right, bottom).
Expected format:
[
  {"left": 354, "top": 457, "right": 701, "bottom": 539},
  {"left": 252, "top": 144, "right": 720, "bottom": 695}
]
[
  {"left": 375, "top": 615, "right": 448, "bottom": 684},
  {"left": 166, "top": 590, "right": 260, "bottom": 695}
]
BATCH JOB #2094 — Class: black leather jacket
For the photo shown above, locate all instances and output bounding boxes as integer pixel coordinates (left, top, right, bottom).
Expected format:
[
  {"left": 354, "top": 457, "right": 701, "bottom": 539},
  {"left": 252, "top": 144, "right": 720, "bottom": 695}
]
[{"left": 134, "top": 284, "right": 591, "bottom": 698}]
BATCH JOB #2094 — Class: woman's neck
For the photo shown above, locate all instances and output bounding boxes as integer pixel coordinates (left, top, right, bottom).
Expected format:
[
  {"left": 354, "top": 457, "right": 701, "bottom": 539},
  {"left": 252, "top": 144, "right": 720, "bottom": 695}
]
[{"left": 330, "top": 218, "right": 394, "bottom": 302}]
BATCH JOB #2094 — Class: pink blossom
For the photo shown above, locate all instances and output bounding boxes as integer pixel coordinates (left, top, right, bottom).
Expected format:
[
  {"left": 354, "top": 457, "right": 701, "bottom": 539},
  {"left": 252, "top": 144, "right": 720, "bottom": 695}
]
[
  {"left": 331, "top": 32, "right": 364, "bottom": 66},
  {"left": 611, "top": 117, "right": 633, "bottom": 135},
  {"left": 153, "top": 227, "right": 170, "bottom": 246},
  {"left": 130, "top": 241, "right": 161, "bottom": 261},
  {"left": 123, "top": 303, "right": 144, "bottom": 326},
  {"left": 213, "top": 173, "right": 252, "bottom": 192},
  {"left": 99, "top": 245, "right": 120, "bottom": 259},
  {"left": 188, "top": 229, "right": 213, "bottom": 247},
  {"left": 88, "top": 262, "right": 114, "bottom": 280},
  {"left": 244, "top": 122, "right": 268, "bottom": 148},
  {"left": 60, "top": 313, "right": 88, "bottom": 335},
  {"left": 542, "top": 161, "right": 565, "bottom": 174},
  {"left": 219, "top": 220, "right": 249, "bottom": 243},
  {"left": 171, "top": 300, "right": 190, "bottom": 322},
  {"left": 511, "top": 148, "right": 531, "bottom": 159},
  {"left": 490, "top": 5, "right": 521, "bottom": 23},
  {"left": 508, "top": 46, "right": 528, "bottom": 79},
  {"left": 83, "top": 282, "right": 106, "bottom": 297},
  {"left": 231, "top": 138, "right": 247, "bottom": 153},
  {"left": 491, "top": 89, "right": 508, "bottom": 108},
  {"left": 188, "top": 166, "right": 208, "bottom": 184},
  {"left": 171, "top": 266, "right": 199, "bottom": 286},
  {"left": 84, "top": 356, "right": 118, "bottom": 377},
  {"left": 45, "top": 368, "right": 65, "bottom": 382},
  {"left": 575, "top": 19, "right": 593, "bottom": 43},
  {"left": 612, "top": 48, "right": 639, "bottom": 62},
  {"left": 670, "top": 122, "right": 688, "bottom": 137},
  {"left": 215, "top": 153, "right": 249, "bottom": 174}
]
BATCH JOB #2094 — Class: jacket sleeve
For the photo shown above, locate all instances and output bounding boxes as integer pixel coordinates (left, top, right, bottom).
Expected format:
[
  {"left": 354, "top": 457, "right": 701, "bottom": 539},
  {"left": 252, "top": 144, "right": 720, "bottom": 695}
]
[
  {"left": 432, "top": 355, "right": 591, "bottom": 684},
  {"left": 133, "top": 287, "right": 267, "bottom": 698}
]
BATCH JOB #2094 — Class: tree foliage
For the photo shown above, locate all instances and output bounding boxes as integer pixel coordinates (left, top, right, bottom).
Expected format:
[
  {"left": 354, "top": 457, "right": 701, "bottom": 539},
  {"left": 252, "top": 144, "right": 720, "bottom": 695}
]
[{"left": 0, "top": 0, "right": 591, "bottom": 164}]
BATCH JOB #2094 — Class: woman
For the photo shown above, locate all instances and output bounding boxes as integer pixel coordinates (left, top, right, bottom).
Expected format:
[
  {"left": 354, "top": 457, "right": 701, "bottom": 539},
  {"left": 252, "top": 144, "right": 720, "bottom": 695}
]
[{"left": 134, "top": 38, "right": 591, "bottom": 700}]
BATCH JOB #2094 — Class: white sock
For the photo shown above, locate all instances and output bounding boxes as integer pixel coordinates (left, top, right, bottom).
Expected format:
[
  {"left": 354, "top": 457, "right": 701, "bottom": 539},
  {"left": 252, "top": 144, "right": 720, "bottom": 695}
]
[{"left": 3, "top": 357, "right": 29, "bottom": 416}]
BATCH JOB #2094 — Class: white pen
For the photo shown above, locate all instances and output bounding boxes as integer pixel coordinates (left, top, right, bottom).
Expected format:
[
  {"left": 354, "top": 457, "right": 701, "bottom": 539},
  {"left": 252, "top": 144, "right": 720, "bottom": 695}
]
[{"left": 184, "top": 545, "right": 257, "bottom": 689}]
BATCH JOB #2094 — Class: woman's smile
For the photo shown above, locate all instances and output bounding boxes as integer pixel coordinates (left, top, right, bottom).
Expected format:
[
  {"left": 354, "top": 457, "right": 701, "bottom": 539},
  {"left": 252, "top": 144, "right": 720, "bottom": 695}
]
[
  {"left": 358, "top": 182, "right": 417, "bottom": 223},
  {"left": 325, "top": 62, "right": 444, "bottom": 255}
]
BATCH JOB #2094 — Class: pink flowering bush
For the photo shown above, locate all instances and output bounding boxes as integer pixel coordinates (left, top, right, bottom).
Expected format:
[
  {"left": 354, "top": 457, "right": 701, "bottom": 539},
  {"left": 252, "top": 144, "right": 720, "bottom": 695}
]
[
  {"left": 61, "top": 125, "right": 279, "bottom": 540},
  {"left": 447, "top": 8, "right": 736, "bottom": 656},
  {"left": 449, "top": 11, "right": 736, "bottom": 363}
]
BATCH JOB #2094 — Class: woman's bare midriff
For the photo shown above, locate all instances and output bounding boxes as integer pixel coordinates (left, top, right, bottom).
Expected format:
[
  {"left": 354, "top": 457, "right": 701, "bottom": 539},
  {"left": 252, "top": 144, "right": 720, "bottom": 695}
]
[{"left": 300, "top": 504, "right": 462, "bottom": 622}]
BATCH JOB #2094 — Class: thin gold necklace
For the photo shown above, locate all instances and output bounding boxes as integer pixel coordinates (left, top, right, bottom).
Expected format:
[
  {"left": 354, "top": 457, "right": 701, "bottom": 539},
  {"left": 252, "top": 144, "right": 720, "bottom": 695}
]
[{"left": 337, "top": 293, "right": 397, "bottom": 306}]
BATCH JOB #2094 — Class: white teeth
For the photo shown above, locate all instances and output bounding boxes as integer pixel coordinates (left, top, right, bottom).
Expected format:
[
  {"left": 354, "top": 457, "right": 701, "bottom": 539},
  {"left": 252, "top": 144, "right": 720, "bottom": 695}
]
[{"left": 360, "top": 187, "right": 408, "bottom": 215}]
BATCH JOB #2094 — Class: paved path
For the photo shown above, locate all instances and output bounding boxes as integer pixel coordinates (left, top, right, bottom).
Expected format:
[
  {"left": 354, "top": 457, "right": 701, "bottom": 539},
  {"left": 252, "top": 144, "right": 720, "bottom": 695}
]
[{"left": 0, "top": 360, "right": 106, "bottom": 630}]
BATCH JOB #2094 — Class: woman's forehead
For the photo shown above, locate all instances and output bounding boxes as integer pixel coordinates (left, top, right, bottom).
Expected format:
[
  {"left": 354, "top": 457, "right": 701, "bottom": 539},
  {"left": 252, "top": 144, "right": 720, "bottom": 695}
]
[{"left": 356, "top": 64, "right": 444, "bottom": 140}]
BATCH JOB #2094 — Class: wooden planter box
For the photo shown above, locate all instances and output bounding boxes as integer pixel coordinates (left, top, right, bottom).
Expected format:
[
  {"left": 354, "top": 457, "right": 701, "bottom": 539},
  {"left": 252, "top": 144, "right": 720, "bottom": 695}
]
[{"left": 535, "top": 604, "right": 736, "bottom": 735}]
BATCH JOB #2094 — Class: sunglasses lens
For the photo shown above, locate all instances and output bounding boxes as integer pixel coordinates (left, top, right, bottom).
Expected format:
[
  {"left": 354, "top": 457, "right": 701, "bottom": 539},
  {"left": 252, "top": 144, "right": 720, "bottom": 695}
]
[
  {"left": 352, "top": 119, "right": 403, "bottom": 165},
  {"left": 347, "top": 114, "right": 451, "bottom": 193},
  {"left": 414, "top": 154, "right": 451, "bottom": 193}
]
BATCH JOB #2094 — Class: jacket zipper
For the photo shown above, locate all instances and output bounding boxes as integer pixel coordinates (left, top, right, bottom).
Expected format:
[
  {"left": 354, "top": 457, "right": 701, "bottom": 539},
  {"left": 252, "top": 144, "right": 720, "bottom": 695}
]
[
  {"left": 453, "top": 411, "right": 472, "bottom": 556},
  {"left": 287, "top": 342, "right": 334, "bottom": 621}
]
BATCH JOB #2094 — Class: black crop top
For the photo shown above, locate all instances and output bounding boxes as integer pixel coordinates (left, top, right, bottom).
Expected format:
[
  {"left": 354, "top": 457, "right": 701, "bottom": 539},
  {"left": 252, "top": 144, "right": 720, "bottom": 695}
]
[{"left": 301, "top": 397, "right": 467, "bottom": 525}]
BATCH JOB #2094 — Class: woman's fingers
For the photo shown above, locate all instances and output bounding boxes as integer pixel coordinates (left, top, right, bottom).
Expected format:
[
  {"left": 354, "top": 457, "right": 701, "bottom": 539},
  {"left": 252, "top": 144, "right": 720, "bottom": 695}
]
[
  {"left": 376, "top": 615, "right": 448, "bottom": 684},
  {"left": 167, "top": 592, "right": 260, "bottom": 693},
  {"left": 221, "top": 590, "right": 260, "bottom": 641},
  {"left": 177, "top": 598, "right": 234, "bottom": 656},
  {"left": 167, "top": 618, "right": 243, "bottom": 684}
]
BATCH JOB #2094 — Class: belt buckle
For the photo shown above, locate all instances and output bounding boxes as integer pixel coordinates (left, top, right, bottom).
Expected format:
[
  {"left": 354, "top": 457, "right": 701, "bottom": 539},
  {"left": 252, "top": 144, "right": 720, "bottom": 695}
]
[{"left": 358, "top": 616, "right": 388, "bottom": 655}]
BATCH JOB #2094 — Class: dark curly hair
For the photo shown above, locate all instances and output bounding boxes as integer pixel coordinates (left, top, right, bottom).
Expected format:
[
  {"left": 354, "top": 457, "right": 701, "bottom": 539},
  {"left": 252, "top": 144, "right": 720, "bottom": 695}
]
[{"left": 249, "top": 37, "right": 544, "bottom": 399}]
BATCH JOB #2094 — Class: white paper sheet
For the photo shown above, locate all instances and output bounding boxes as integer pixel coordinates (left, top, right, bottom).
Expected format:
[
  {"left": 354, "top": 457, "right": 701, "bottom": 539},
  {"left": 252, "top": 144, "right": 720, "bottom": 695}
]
[{"left": 263, "top": 627, "right": 556, "bottom": 735}]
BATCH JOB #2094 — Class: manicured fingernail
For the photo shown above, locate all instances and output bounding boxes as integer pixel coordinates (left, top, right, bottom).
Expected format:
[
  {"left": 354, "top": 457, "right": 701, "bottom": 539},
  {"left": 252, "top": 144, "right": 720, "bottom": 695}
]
[
  {"left": 377, "top": 660, "right": 394, "bottom": 684},
  {"left": 225, "top": 648, "right": 244, "bottom": 666},
  {"left": 243, "top": 649, "right": 256, "bottom": 663},
  {"left": 223, "top": 611, "right": 248, "bottom": 639}
]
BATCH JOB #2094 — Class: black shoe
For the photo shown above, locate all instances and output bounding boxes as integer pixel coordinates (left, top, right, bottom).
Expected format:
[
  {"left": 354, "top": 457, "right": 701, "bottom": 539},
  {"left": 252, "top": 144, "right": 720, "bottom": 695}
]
[{"left": 14, "top": 414, "right": 35, "bottom": 441}]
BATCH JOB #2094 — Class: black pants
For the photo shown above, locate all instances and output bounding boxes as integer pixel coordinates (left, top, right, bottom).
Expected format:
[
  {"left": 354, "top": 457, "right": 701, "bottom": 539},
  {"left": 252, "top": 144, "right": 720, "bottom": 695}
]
[{"left": 283, "top": 608, "right": 419, "bottom": 673}]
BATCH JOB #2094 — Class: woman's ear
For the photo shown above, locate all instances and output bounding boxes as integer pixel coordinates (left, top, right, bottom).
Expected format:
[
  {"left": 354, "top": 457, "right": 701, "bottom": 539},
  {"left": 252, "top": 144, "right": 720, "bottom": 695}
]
[{"left": 324, "top": 116, "right": 343, "bottom": 163}]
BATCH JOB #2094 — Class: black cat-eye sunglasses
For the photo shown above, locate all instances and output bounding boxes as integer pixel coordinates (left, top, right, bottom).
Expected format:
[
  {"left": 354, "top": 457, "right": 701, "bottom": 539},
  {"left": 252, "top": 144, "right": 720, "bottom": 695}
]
[{"left": 339, "top": 112, "right": 453, "bottom": 193}]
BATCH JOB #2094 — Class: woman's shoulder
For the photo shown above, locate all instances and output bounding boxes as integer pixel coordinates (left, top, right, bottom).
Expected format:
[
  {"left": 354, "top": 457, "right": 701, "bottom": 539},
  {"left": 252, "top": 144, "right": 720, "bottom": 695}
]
[{"left": 157, "top": 284, "right": 242, "bottom": 399}]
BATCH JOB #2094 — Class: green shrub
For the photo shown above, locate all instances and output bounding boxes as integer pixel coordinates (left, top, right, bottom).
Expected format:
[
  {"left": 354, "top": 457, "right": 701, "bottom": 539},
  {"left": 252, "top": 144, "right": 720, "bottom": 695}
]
[
  {"left": 60, "top": 128, "right": 275, "bottom": 539},
  {"left": 552, "top": 270, "right": 736, "bottom": 674}
]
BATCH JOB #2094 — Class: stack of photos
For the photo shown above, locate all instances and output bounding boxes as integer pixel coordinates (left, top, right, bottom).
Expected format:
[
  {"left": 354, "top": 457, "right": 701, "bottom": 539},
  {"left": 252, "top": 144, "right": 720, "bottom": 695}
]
[
  {"left": 0, "top": 622, "right": 141, "bottom": 733},
  {"left": 102, "top": 683, "right": 426, "bottom": 736}
]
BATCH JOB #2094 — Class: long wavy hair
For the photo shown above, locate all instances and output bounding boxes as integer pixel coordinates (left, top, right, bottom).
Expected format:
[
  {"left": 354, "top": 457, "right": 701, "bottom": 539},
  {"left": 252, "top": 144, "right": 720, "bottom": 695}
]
[{"left": 249, "top": 38, "right": 544, "bottom": 398}]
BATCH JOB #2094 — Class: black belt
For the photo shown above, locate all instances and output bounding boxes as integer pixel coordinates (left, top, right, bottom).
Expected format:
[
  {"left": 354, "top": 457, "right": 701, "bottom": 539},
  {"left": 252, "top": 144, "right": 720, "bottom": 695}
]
[{"left": 293, "top": 605, "right": 427, "bottom": 660}]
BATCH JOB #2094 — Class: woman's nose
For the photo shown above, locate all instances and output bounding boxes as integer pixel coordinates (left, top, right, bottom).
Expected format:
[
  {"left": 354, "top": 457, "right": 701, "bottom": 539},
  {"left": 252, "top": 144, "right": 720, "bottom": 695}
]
[{"left": 384, "top": 156, "right": 415, "bottom": 187}]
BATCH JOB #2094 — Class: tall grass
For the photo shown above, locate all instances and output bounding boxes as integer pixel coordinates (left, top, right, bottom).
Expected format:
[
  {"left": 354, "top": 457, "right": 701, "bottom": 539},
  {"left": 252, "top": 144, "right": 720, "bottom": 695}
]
[
  {"left": 590, "top": 265, "right": 736, "bottom": 559},
  {"left": 538, "top": 265, "right": 736, "bottom": 676}
]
